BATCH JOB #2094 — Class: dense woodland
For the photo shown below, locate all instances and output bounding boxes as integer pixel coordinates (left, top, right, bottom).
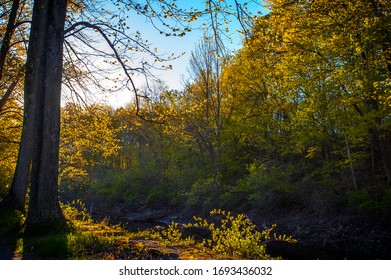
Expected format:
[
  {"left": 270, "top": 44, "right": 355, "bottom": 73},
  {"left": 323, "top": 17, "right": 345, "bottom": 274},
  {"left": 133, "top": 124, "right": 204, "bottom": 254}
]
[{"left": 1, "top": 0, "right": 391, "bottom": 259}]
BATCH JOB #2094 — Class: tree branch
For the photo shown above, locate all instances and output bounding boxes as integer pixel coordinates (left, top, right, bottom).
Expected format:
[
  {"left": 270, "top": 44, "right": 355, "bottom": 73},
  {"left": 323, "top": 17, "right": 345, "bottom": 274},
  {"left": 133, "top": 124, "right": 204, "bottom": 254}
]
[
  {"left": 64, "top": 21, "right": 150, "bottom": 120},
  {"left": 0, "top": 64, "right": 25, "bottom": 112}
]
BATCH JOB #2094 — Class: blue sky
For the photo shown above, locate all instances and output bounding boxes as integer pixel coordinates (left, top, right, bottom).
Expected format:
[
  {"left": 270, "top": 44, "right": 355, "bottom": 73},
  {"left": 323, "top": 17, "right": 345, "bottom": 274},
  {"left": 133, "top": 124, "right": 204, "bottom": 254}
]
[{"left": 102, "top": 1, "right": 269, "bottom": 107}]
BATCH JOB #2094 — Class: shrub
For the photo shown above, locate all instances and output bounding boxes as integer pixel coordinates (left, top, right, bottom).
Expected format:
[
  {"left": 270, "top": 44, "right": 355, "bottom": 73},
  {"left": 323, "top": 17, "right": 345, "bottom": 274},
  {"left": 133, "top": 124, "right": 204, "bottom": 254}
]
[
  {"left": 155, "top": 221, "right": 195, "bottom": 247},
  {"left": 146, "top": 185, "right": 171, "bottom": 208},
  {"left": 0, "top": 208, "right": 24, "bottom": 237},
  {"left": 348, "top": 186, "right": 391, "bottom": 214},
  {"left": 348, "top": 190, "right": 380, "bottom": 211},
  {"left": 91, "top": 168, "right": 155, "bottom": 203},
  {"left": 186, "top": 177, "right": 223, "bottom": 210},
  {"left": 222, "top": 162, "right": 300, "bottom": 210},
  {"left": 23, "top": 233, "right": 69, "bottom": 259},
  {"left": 0, "top": 175, "right": 11, "bottom": 201},
  {"left": 192, "top": 209, "right": 296, "bottom": 259}
]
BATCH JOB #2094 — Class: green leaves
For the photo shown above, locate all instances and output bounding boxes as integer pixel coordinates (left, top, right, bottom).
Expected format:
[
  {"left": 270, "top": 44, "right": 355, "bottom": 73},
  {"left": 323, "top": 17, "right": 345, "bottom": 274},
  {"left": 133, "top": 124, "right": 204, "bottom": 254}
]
[
  {"left": 59, "top": 103, "right": 121, "bottom": 190},
  {"left": 192, "top": 209, "right": 296, "bottom": 259}
]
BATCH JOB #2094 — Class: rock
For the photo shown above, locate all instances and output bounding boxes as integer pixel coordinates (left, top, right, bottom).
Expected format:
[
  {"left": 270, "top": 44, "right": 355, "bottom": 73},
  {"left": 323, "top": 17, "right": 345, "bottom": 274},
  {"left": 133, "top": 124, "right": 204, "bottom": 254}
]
[
  {"left": 148, "top": 249, "right": 179, "bottom": 260},
  {"left": 181, "top": 225, "right": 211, "bottom": 241},
  {"left": 249, "top": 209, "right": 391, "bottom": 259},
  {"left": 124, "top": 209, "right": 170, "bottom": 222}
]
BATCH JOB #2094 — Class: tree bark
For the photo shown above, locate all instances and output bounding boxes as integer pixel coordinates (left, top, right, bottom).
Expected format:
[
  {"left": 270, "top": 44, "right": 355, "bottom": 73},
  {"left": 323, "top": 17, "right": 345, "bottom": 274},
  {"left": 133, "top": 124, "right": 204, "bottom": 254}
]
[
  {"left": 3, "top": 0, "right": 50, "bottom": 211},
  {"left": 344, "top": 132, "right": 358, "bottom": 191},
  {"left": 12, "top": 0, "right": 67, "bottom": 233}
]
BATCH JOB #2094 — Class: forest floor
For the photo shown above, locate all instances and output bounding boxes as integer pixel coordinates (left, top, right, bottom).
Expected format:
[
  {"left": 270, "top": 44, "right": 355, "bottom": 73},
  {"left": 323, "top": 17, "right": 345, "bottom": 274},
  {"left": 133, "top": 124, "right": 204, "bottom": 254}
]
[
  {"left": 248, "top": 209, "right": 391, "bottom": 259},
  {"left": 88, "top": 200, "right": 391, "bottom": 260},
  {"left": 0, "top": 233, "right": 188, "bottom": 260},
  {"left": 0, "top": 239, "right": 21, "bottom": 260},
  {"left": 0, "top": 202, "right": 219, "bottom": 260},
  {"left": 1, "top": 199, "right": 390, "bottom": 260}
]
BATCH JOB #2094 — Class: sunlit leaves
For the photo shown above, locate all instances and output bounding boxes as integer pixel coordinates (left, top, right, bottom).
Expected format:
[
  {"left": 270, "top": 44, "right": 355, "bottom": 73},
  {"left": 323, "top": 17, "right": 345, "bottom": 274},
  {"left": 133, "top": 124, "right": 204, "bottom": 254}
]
[
  {"left": 0, "top": 101, "right": 22, "bottom": 194},
  {"left": 192, "top": 209, "right": 296, "bottom": 259},
  {"left": 220, "top": 0, "right": 391, "bottom": 186},
  {"left": 59, "top": 103, "right": 121, "bottom": 186}
]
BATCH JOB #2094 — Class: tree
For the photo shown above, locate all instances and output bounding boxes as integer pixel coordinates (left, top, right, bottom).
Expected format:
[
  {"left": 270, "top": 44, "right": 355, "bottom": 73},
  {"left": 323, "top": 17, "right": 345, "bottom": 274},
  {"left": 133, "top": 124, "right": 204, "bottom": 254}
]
[
  {"left": 2, "top": 0, "right": 265, "bottom": 229},
  {"left": 0, "top": 1, "right": 27, "bottom": 202},
  {"left": 0, "top": 0, "right": 20, "bottom": 81},
  {"left": 59, "top": 103, "right": 120, "bottom": 197},
  {"left": 264, "top": 0, "right": 391, "bottom": 184},
  {"left": 0, "top": 99, "right": 22, "bottom": 199},
  {"left": 0, "top": 0, "right": 29, "bottom": 112},
  {"left": 220, "top": 0, "right": 391, "bottom": 198},
  {"left": 2, "top": 0, "right": 69, "bottom": 231},
  {"left": 183, "top": 36, "right": 226, "bottom": 178}
]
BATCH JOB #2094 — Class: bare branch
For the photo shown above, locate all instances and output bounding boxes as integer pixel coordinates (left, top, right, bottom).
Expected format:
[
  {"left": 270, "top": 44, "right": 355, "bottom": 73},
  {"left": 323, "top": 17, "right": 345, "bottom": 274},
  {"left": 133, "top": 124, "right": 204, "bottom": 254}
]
[
  {"left": 0, "top": 64, "right": 25, "bottom": 112},
  {"left": 65, "top": 21, "right": 145, "bottom": 115}
]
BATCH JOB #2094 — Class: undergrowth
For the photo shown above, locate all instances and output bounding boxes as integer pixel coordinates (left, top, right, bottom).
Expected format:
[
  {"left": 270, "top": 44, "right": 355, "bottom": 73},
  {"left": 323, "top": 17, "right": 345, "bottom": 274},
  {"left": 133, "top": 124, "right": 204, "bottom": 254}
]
[
  {"left": 62, "top": 200, "right": 149, "bottom": 259},
  {"left": 146, "top": 209, "right": 297, "bottom": 259},
  {"left": 191, "top": 209, "right": 296, "bottom": 259},
  {"left": 1, "top": 200, "right": 295, "bottom": 260}
]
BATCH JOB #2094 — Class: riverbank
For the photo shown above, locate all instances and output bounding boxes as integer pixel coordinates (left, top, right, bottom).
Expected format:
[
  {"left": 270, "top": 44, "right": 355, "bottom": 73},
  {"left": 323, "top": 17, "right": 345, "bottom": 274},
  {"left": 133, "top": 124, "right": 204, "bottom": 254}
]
[
  {"left": 87, "top": 199, "right": 391, "bottom": 260},
  {"left": 248, "top": 209, "right": 391, "bottom": 259}
]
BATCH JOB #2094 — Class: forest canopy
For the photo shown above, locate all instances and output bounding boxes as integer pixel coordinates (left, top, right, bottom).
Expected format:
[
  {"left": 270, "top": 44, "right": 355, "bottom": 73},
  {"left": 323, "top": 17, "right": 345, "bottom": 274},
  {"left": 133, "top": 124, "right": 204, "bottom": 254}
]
[
  {"left": 54, "top": 0, "right": 391, "bottom": 214},
  {"left": 0, "top": 0, "right": 391, "bottom": 260}
]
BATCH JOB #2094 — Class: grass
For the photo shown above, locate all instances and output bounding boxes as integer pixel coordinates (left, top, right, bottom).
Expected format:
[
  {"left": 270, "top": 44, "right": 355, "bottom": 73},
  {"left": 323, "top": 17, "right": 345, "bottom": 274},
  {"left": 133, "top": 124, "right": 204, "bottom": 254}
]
[
  {"left": 23, "top": 233, "right": 68, "bottom": 259},
  {"left": 1, "top": 201, "right": 192, "bottom": 260},
  {"left": 0, "top": 200, "right": 295, "bottom": 260}
]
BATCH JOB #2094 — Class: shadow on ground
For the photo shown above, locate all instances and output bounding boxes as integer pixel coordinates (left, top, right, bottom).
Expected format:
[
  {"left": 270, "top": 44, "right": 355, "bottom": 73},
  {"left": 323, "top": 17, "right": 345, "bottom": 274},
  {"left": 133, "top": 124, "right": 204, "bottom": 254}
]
[
  {"left": 22, "top": 232, "right": 68, "bottom": 259},
  {"left": 0, "top": 209, "right": 22, "bottom": 260}
]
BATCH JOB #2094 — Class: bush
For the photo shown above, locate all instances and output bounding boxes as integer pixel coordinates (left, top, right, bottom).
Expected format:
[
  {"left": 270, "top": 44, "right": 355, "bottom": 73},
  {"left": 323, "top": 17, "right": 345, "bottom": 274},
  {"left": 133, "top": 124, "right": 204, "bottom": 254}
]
[
  {"left": 0, "top": 208, "right": 24, "bottom": 237},
  {"left": 186, "top": 177, "right": 223, "bottom": 210},
  {"left": 0, "top": 175, "right": 11, "bottom": 201},
  {"left": 91, "top": 168, "right": 158, "bottom": 203},
  {"left": 348, "top": 185, "right": 391, "bottom": 213},
  {"left": 221, "top": 162, "right": 299, "bottom": 210},
  {"left": 146, "top": 185, "right": 171, "bottom": 208},
  {"left": 192, "top": 209, "right": 296, "bottom": 259},
  {"left": 348, "top": 189, "right": 379, "bottom": 211},
  {"left": 24, "top": 233, "right": 69, "bottom": 259}
]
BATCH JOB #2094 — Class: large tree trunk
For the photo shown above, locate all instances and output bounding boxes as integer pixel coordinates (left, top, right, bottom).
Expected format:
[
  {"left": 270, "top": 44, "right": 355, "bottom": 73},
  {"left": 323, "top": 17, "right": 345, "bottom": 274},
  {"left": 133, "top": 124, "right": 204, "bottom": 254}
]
[
  {"left": 2, "top": 0, "right": 49, "bottom": 211},
  {"left": 20, "top": 0, "right": 67, "bottom": 233}
]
